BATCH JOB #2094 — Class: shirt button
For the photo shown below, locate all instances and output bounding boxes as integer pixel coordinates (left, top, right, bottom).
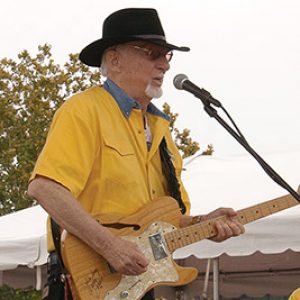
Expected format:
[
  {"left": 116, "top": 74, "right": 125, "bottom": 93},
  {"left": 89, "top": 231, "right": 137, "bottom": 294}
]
[
  {"left": 138, "top": 130, "right": 142, "bottom": 134},
  {"left": 152, "top": 189, "right": 156, "bottom": 194}
]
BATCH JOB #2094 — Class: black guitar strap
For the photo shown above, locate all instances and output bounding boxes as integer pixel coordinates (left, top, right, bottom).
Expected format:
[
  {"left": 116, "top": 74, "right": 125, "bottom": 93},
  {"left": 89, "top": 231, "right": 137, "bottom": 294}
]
[
  {"left": 50, "top": 218, "right": 65, "bottom": 271},
  {"left": 49, "top": 218, "right": 73, "bottom": 300},
  {"left": 159, "top": 137, "right": 186, "bottom": 215}
]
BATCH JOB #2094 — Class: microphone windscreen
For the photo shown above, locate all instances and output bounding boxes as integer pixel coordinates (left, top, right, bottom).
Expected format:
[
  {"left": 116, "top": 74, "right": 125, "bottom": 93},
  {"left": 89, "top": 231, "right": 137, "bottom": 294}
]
[{"left": 173, "top": 74, "right": 188, "bottom": 90}]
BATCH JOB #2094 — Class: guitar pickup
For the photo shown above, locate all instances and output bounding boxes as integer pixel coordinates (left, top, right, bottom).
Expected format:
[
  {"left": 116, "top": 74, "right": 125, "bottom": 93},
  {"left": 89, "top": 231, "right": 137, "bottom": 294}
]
[{"left": 148, "top": 233, "right": 168, "bottom": 261}]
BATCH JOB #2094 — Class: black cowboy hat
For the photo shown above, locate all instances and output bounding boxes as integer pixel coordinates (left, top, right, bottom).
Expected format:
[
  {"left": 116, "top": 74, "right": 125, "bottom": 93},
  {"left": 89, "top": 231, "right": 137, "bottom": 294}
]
[{"left": 79, "top": 8, "right": 190, "bottom": 67}]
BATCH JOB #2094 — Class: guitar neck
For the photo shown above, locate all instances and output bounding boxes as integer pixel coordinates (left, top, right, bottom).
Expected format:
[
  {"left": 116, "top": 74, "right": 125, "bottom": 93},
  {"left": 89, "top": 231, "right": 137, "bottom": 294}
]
[{"left": 164, "top": 192, "right": 299, "bottom": 253}]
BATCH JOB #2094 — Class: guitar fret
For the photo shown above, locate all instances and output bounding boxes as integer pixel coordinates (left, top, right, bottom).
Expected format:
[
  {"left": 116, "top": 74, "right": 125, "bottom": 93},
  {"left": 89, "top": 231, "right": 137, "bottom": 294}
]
[
  {"left": 204, "top": 221, "right": 217, "bottom": 238},
  {"left": 182, "top": 228, "right": 193, "bottom": 244},
  {"left": 200, "top": 222, "right": 211, "bottom": 238},
  {"left": 260, "top": 205, "right": 270, "bottom": 217},
  {"left": 175, "top": 233, "right": 184, "bottom": 248}
]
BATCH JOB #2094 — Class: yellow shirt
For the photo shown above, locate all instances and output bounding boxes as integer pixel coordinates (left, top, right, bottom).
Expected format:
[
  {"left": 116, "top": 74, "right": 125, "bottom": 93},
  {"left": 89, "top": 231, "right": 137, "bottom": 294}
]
[{"left": 31, "top": 83, "right": 190, "bottom": 250}]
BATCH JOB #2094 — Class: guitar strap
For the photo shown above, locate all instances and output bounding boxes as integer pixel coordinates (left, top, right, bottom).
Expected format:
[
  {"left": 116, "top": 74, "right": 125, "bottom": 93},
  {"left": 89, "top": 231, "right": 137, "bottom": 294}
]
[
  {"left": 50, "top": 218, "right": 65, "bottom": 272},
  {"left": 49, "top": 218, "right": 73, "bottom": 300},
  {"left": 159, "top": 137, "right": 186, "bottom": 215}
]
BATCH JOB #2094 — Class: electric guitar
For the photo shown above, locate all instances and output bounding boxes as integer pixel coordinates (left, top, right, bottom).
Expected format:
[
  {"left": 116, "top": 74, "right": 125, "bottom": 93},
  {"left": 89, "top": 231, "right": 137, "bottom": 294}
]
[{"left": 61, "top": 187, "right": 299, "bottom": 300}]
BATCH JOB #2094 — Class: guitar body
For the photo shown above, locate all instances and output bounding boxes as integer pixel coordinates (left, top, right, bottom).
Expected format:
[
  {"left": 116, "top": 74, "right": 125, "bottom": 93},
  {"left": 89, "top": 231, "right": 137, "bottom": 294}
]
[{"left": 62, "top": 197, "right": 198, "bottom": 300}]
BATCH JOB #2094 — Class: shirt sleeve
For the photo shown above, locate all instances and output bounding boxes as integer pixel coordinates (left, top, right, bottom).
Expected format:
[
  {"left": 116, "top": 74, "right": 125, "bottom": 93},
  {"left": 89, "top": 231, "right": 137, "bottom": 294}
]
[{"left": 30, "top": 95, "right": 100, "bottom": 198}]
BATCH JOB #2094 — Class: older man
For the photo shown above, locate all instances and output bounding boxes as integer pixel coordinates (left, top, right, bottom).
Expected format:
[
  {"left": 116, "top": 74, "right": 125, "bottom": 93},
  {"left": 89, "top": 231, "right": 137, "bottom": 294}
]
[{"left": 28, "top": 8, "right": 244, "bottom": 300}]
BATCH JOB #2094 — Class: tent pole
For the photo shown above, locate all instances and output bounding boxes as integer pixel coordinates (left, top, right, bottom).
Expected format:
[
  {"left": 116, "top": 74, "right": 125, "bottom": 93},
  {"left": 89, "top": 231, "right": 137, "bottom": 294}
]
[
  {"left": 36, "top": 265, "right": 42, "bottom": 291},
  {"left": 212, "top": 257, "right": 219, "bottom": 300},
  {"left": 202, "top": 259, "right": 211, "bottom": 299}
]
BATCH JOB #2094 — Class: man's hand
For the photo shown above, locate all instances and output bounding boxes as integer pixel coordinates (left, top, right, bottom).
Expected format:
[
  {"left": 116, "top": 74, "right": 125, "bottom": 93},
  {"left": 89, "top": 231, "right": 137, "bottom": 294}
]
[
  {"left": 203, "top": 207, "right": 245, "bottom": 242},
  {"left": 102, "top": 236, "right": 149, "bottom": 276}
]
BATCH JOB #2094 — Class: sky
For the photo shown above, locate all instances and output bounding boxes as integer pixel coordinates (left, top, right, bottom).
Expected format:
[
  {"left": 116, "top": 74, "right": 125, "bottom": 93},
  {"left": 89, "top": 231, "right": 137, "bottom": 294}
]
[{"left": 1, "top": 0, "right": 300, "bottom": 156}]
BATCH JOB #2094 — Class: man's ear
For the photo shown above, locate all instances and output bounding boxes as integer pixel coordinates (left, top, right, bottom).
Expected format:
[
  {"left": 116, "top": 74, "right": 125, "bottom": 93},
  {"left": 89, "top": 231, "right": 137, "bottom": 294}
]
[{"left": 106, "top": 50, "right": 121, "bottom": 72}]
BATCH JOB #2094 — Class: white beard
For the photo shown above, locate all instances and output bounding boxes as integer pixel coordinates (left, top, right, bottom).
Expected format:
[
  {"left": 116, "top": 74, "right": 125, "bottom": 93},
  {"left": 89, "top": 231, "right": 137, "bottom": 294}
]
[{"left": 145, "top": 83, "right": 163, "bottom": 99}]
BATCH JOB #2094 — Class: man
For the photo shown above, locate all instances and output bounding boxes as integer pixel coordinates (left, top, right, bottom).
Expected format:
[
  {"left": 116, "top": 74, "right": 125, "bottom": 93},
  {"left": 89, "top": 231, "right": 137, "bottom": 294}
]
[{"left": 28, "top": 8, "right": 244, "bottom": 300}]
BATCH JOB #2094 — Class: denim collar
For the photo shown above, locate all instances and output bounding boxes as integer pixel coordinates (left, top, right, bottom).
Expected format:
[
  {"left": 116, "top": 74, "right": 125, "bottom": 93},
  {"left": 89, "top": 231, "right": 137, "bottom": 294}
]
[{"left": 103, "top": 79, "right": 171, "bottom": 121}]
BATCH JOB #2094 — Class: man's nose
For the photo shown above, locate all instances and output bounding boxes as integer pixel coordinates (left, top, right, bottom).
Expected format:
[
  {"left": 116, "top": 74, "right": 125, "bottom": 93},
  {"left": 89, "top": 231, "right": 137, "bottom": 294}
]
[{"left": 156, "top": 56, "right": 170, "bottom": 73}]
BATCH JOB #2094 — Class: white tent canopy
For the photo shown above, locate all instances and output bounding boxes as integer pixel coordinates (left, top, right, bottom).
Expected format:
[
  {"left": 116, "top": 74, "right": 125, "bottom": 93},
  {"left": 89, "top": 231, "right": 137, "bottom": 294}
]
[{"left": 0, "top": 205, "right": 47, "bottom": 271}]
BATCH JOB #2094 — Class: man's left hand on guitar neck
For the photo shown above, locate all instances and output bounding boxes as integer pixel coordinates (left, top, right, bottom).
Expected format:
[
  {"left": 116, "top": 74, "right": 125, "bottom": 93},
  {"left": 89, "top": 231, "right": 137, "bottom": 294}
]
[{"left": 180, "top": 207, "right": 245, "bottom": 242}]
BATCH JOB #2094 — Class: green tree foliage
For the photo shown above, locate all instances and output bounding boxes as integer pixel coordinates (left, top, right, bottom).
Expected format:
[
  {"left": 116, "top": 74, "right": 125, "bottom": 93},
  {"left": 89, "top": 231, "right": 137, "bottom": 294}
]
[
  {"left": 0, "top": 44, "right": 101, "bottom": 215},
  {"left": 0, "top": 285, "right": 41, "bottom": 300},
  {"left": 163, "top": 103, "right": 214, "bottom": 158},
  {"left": 0, "top": 44, "right": 213, "bottom": 216}
]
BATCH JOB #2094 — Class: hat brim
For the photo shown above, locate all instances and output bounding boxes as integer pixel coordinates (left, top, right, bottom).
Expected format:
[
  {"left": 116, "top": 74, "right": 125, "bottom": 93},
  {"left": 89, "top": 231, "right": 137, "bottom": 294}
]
[{"left": 79, "top": 37, "right": 190, "bottom": 67}]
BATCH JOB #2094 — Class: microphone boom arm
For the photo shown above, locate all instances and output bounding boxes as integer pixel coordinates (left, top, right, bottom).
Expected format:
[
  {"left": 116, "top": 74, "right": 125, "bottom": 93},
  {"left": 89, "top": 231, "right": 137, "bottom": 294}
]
[{"left": 181, "top": 81, "right": 300, "bottom": 202}]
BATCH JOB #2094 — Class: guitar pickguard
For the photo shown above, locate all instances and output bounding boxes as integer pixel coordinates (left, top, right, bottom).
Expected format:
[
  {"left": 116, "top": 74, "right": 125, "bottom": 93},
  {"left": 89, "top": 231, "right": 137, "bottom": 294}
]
[{"left": 104, "top": 221, "right": 177, "bottom": 300}]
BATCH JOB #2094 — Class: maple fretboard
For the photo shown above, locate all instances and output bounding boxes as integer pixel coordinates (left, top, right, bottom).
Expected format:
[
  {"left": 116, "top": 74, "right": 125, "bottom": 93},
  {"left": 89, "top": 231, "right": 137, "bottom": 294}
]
[{"left": 165, "top": 190, "right": 299, "bottom": 253}]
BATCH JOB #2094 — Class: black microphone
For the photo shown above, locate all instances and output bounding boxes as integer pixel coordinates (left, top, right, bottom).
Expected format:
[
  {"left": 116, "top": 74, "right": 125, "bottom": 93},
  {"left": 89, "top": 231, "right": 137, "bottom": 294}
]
[{"left": 173, "top": 74, "right": 222, "bottom": 108}]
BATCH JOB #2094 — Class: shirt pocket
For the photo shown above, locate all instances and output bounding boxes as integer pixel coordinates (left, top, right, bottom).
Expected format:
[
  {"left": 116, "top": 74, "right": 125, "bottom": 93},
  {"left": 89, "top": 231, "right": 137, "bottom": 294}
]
[
  {"left": 101, "top": 134, "right": 138, "bottom": 192},
  {"left": 103, "top": 134, "right": 135, "bottom": 157}
]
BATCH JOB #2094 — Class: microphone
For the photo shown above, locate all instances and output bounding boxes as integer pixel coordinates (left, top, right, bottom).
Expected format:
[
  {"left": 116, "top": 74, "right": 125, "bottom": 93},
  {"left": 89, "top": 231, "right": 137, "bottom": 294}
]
[{"left": 173, "top": 74, "right": 222, "bottom": 108}]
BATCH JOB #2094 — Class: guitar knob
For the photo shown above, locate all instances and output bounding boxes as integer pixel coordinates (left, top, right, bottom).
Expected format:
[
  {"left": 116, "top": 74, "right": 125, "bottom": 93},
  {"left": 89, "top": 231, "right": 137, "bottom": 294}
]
[{"left": 120, "top": 290, "right": 129, "bottom": 298}]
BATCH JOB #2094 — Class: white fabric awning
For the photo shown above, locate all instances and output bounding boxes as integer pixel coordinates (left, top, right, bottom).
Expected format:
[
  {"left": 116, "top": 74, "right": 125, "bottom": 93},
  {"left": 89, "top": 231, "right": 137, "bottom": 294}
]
[{"left": 0, "top": 205, "right": 48, "bottom": 270}]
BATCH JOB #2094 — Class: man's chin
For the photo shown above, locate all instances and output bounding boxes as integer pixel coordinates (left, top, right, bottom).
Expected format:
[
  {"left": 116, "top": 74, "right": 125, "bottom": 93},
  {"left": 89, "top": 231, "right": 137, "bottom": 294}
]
[{"left": 145, "top": 85, "right": 163, "bottom": 99}]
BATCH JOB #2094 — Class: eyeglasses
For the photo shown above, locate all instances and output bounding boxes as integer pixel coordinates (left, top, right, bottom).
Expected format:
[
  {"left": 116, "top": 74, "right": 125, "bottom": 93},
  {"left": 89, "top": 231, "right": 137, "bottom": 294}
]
[{"left": 126, "top": 44, "right": 173, "bottom": 62}]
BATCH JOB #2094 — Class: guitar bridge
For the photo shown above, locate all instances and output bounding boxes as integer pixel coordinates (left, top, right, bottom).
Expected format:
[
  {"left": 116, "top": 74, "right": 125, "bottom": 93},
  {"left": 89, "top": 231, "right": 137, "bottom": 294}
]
[{"left": 148, "top": 233, "right": 168, "bottom": 260}]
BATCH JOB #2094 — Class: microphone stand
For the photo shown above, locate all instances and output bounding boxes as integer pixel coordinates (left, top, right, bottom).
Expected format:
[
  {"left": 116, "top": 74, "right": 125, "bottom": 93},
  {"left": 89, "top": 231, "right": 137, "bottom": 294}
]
[{"left": 199, "top": 96, "right": 300, "bottom": 202}]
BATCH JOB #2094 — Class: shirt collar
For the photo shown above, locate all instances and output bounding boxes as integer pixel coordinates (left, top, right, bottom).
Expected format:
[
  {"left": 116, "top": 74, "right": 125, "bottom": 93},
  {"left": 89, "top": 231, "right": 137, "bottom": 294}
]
[{"left": 103, "top": 78, "right": 171, "bottom": 121}]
